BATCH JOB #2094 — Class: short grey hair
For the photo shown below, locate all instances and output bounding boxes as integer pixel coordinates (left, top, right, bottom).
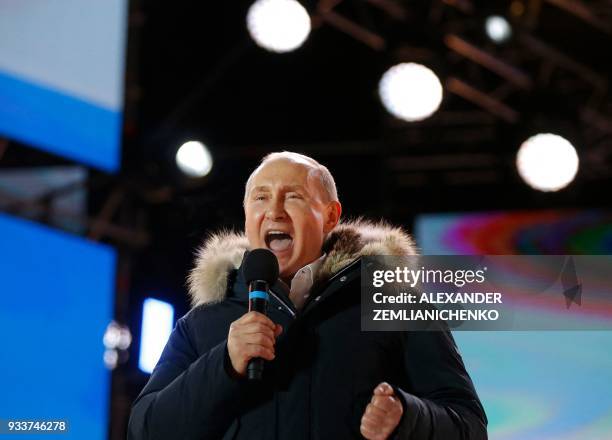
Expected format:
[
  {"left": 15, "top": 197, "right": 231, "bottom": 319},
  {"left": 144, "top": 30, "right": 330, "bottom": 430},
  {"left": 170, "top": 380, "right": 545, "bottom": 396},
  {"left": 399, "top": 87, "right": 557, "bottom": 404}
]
[{"left": 243, "top": 151, "right": 339, "bottom": 205}]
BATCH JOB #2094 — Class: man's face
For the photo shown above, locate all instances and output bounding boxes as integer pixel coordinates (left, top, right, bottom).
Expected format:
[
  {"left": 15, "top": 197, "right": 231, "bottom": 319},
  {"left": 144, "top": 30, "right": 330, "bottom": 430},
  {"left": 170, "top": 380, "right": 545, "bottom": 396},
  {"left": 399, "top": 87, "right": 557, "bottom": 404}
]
[{"left": 244, "top": 159, "right": 339, "bottom": 281}]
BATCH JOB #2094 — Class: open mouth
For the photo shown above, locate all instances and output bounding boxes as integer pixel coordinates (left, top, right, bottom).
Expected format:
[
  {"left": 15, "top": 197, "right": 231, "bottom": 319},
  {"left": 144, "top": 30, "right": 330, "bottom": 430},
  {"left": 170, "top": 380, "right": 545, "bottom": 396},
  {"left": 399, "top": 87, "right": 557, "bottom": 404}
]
[{"left": 265, "top": 230, "right": 293, "bottom": 253}]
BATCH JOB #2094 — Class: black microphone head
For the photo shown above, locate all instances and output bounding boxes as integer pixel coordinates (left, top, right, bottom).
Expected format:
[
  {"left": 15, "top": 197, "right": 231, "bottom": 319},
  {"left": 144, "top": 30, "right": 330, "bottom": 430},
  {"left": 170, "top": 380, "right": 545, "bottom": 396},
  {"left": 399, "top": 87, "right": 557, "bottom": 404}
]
[{"left": 241, "top": 248, "right": 279, "bottom": 284}]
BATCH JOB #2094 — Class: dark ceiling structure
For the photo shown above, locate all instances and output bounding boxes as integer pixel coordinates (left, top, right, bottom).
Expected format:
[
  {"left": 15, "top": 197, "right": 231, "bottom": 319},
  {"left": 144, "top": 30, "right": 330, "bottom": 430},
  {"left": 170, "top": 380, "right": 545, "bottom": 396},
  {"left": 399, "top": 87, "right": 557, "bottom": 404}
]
[
  {"left": 113, "top": 0, "right": 612, "bottom": 268},
  {"left": 131, "top": 0, "right": 612, "bottom": 216}
]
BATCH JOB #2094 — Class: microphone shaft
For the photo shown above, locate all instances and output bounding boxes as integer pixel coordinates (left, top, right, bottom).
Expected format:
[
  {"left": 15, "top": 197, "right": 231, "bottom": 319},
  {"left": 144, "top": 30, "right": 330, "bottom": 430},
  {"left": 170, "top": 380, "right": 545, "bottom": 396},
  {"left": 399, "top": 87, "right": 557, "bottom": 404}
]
[{"left": 247, "top": 280, "right": 269, "bottom": 380}]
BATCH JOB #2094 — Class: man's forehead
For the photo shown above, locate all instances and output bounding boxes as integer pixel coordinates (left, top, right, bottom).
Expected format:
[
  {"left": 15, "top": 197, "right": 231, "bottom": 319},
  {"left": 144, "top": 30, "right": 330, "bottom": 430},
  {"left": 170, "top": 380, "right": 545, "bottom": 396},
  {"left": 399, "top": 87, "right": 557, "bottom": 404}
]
[
  {"left": 257, "top": 158, "right": 309, "bottom": 174},
  {"left": 246, "top": 158, "right": 326, "bottom": 200},
  {"left": 250, "top": 160, "right": 311, "bottom": 184},
  {"left": 250, "top": 183, "right": 306, "bottom": 192}
]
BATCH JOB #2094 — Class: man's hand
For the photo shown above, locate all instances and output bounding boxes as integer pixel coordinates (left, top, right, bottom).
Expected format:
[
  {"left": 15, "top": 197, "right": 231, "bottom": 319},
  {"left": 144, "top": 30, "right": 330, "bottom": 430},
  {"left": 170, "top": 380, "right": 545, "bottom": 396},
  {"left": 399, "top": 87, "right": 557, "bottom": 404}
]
[
  {"left": 360, "top": 382, "right": 404, "bottom": 440},
  {"left": 227, "top": 311, "right": 283, "bottom": 377}
]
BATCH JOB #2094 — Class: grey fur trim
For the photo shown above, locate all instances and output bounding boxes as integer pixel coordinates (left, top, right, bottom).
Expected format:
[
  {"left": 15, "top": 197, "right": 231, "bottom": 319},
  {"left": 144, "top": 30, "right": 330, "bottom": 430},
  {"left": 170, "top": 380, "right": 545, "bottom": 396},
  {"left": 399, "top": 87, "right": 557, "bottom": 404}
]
[
  {"left": 187, "top": 230, "right": 249, "bottom": 307},
  {"left": 187, "top": 218, "right": 418, "bottom": 307}
]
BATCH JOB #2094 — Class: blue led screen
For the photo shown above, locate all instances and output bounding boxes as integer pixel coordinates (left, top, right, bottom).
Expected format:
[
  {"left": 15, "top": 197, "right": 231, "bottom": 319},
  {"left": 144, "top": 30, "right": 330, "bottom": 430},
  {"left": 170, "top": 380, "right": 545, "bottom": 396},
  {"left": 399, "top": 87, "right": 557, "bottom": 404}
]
[{"left": 0, "top": 213, "right": 116, "bottom": 439}]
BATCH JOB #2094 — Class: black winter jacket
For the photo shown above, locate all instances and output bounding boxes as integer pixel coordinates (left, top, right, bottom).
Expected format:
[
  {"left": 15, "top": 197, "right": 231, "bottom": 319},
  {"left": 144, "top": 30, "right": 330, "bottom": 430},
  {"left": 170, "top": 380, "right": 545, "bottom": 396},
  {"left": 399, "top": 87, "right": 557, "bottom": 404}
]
[{"left": 128, "top": 220, "right": 487, "bottom": 440}]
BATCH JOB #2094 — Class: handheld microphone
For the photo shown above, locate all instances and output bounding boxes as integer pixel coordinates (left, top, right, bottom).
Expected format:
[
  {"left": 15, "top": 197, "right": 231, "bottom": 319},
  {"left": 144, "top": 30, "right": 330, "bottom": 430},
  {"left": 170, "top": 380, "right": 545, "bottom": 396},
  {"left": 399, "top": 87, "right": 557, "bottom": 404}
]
[{"left": 241, "top": 248, "right": 279, "bottom": 380}]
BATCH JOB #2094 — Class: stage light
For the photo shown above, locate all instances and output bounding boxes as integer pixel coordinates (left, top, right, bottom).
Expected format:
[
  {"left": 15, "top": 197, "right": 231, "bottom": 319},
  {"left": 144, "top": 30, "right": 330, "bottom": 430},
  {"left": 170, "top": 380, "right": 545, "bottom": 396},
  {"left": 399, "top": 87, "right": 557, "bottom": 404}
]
[
  {"left": 176, "top": 141, "right": 213, "bottom": 178},
  {"left": 247, "top": 0, "right": 311, "bottom": 53},
  {"left": 117, "top": 327, "right": 132, "bottom": 350},
  {"left": 103, "top": 321, "right": 131, "bottom": 370},
  {"left": 485, "top": 15, "right": 512, "bottom": 43},
  {"left": 516, "top": 133, "right": 579, "bottom": 192},
  {"left": 378, "top": 63, "right": 443, "bottom": 122},
  {"left": 138, "top": 298, "right": 174, "bottom": 374},
  {"left": 103, "top": 321, "right": 121, "bottom": 349},
  {"left": 104, "top": 349, "right": 118, "bottom": 370}
]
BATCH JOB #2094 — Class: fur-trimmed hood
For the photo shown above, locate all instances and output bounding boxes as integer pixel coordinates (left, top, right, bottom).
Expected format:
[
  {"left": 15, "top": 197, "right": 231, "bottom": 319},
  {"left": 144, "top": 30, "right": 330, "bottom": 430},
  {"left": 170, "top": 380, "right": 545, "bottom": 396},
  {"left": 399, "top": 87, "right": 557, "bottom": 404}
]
[{"left": 187, "top": 219, "right": 419, "bottom": 307}]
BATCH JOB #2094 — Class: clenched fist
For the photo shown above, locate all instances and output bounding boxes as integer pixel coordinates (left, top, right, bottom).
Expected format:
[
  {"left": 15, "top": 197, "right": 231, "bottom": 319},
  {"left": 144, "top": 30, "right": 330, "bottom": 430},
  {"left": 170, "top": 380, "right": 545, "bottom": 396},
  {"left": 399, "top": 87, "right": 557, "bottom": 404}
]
[
  {"left": 360, "top": 382, "right": 404, "bottom": 440},
  {"left": 227, "top": 311, "right": 283, "bottom": 377}
]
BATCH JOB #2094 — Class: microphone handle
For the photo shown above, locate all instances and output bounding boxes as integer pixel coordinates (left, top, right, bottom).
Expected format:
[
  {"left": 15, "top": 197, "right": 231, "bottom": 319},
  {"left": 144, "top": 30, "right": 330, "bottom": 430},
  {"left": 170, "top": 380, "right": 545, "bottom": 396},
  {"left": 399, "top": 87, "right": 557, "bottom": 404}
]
[{"left": 247, "top": 280, "right": 269, "bottom": 380}]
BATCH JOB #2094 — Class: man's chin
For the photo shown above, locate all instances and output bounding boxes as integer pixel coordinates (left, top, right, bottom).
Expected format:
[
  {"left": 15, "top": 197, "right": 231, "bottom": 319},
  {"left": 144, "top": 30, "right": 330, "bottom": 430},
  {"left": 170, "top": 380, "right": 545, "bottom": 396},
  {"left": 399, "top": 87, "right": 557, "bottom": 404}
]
[
  {"left": 277, "top": 260, "right": 299, "bottom": 282},
  {"left": 277, "top": 262, "right": 294, "bottom": 279}
]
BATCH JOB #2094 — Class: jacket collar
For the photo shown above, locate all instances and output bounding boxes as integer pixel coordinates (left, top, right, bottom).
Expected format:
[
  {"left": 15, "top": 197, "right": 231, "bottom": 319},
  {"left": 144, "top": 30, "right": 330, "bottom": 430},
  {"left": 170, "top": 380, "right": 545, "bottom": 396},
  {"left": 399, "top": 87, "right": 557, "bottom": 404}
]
[{"left": 187, "top": 218, "right": 419, "bottom": 307}]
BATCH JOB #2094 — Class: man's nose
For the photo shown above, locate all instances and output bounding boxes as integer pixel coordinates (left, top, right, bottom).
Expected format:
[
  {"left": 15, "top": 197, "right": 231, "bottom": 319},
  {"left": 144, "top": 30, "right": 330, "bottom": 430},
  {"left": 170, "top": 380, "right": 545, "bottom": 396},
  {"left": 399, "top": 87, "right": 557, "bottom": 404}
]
[{"left": 265, "top": 198, "right": 287, "bottom": 221}]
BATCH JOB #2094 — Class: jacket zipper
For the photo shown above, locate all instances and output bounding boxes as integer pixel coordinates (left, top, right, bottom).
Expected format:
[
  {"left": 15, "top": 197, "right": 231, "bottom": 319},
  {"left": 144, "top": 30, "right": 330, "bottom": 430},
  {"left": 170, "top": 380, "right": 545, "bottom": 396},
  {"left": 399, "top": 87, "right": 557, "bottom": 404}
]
[{"left": 268, "top": 289, "right": 296, "bottom": 318}]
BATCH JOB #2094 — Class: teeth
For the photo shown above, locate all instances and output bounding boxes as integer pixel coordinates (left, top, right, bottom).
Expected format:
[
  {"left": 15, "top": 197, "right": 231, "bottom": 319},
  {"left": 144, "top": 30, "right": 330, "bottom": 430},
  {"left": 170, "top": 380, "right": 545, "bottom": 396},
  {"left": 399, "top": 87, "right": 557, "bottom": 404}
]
[{"left": 266, "top": 230, "right": 293, "bottom": 252}]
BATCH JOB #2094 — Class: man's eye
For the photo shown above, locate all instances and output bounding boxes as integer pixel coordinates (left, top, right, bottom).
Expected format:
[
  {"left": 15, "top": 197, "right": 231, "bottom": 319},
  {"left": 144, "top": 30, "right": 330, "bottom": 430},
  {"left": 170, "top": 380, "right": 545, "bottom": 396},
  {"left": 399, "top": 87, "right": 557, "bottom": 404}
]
[
  {"left": 287, "top": 193, "right": 302, "bottom": 199},
  {"left": 254, "top": 195, "right": 267, "bottom": 201}
]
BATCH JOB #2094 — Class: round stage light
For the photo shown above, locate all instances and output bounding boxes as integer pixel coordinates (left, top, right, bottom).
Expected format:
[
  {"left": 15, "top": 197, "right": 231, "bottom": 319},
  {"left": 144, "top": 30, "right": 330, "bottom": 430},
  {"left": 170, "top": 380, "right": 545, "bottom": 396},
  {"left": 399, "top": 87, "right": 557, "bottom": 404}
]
[
  {"left": 378, "top": 63, "right": 443, "bottom": 122},
  {"left": 485, "top": 15, "right": 512, "bottom": 43},
  {"left": 176, "top": 141, "right": 213, "bottom": 178},
  {"left": 247, "top": 0, "right": 311, "bottom": 53},
  {"left": 516, "top": 133, "right": 579, "bottom": 192},
  {"left": 103, "top": 321, "right": 121, "bottom": 349},
  {"left": 104, "top": 349, "right": 118, "bottom": 370}
]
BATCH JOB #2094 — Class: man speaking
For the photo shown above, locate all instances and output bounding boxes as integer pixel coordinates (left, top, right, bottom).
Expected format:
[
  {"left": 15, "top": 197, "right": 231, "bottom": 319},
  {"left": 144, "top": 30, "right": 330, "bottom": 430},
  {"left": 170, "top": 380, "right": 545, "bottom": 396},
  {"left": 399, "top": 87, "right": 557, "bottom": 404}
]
[{"left": 128, "top": 152, "right": 487, "bottom": 439}]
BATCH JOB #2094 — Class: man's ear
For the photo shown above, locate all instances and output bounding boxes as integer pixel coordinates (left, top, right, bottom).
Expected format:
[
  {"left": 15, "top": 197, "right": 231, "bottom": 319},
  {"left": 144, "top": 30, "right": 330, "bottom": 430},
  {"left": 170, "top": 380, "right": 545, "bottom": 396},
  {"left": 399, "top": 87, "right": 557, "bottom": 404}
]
[{"left": 323, "top": 201, "right": 342, "bottom": 233}]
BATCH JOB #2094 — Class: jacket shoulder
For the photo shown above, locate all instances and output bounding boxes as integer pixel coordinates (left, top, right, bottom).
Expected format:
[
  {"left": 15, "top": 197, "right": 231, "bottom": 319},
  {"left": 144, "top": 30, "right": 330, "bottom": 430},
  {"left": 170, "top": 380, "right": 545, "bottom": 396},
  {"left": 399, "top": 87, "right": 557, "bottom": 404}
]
[{"left": 181, "top": 298, "right": 245, "bottom": 351}]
